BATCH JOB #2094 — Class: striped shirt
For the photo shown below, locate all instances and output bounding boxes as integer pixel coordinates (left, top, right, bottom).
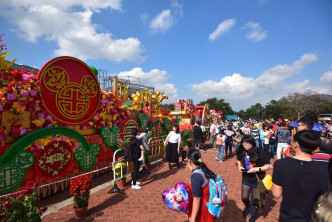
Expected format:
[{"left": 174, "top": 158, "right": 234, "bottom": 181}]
[{"left": 311, "top": 152, "right": 331, "bottom": 163}]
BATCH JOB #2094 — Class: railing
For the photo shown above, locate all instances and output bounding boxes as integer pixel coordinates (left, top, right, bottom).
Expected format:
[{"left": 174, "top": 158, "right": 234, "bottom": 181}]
[{"left": 148, "top": 135, "right": 167, "bottom": 157}]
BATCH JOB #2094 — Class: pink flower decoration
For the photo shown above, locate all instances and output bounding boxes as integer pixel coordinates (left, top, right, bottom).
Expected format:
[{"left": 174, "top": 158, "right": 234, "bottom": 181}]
[
  {"left": 20, "top": 89, "right": 29, "bottom": 97},
  {"left": 7, "top": 93, "right": 16, "bottom": 100},
  {"left": 30, "top": 90, "right": 37, "bottom": 97}
]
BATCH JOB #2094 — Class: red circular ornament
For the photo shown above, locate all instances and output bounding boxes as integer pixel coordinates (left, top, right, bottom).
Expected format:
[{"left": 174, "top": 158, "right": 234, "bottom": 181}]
[
  {"left": 120, "top": 118, "right": 140, "bottom": 142},
  {"left": 35, "top": 141, "right": 73, "bottom": 179},
  {"left": 37, "top": 56, "right": 101, "bottom": 124}
]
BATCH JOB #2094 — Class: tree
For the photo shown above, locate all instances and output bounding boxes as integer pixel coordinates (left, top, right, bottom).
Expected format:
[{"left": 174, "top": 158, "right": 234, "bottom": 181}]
[
  {"left": 198, "top": 97, "right": 236, "bottom": 115},
  {"left": 160, "top": 103, "right": 175, "bottom": 111},
  {"left": 244, "top": 103, "right": 264, "bottom": 120},
  {"left": 264, "top": 100, "right": 283, "bottom": 120},
  {"left": 281, "top": 90, "right": 324, "bottom": 120}
]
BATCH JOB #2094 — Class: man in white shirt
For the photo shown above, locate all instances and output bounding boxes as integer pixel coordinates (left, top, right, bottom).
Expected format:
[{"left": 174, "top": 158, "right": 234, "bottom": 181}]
[
  {"left": 240, "top": 121, "right": 251, "bottom": 135},
  {"left": 209, "top": 121, "right": 217, "bottom": 148}
]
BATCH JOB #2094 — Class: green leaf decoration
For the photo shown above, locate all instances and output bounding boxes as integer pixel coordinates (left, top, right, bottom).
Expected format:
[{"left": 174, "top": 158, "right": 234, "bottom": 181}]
[
  {"left": 74, "top": 143, "right": 100, "bottom": 171},
  {"left": 101, "top": 126, "right": 120, "bottom": 147},
  {"left": 0, "top": 164, "right": 25, "bottom": 194},
  {"left": 175, "top": 116, "right": 181, "bottom": 125},
  {"left": 138, "top": 113, "right": 149, "bottom": 129},
  {"left": 16, "top": 152, "right": 34, "bottom": 169},
  {"left": 163, "top": 118, "right": 170, "bottom": 132}
]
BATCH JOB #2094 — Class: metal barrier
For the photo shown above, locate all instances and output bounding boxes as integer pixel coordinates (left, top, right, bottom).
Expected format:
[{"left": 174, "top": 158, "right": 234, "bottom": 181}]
[{"left": 107, "top": 149, "right": 128, "bottom": 194}]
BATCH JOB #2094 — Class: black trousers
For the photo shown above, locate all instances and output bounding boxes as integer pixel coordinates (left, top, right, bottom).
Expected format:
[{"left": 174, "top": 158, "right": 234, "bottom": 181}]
[
  {"left": 131, "top": 159, "right": 141, "bottom": 185},
  {"left": 192, "top": 138, "right": 204, "bottom": 150}
]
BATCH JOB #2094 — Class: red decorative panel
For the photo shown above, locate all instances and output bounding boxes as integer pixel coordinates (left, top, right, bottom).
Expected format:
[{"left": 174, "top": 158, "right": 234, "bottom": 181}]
[
  {"left": 120, "top": 118, "right": 140, "bottom": 142},
  {"left": 37, "top": 56, "right": 101, "bottom": 124},
  {"left": 35, "top": 141, "right": 73, "bottom": 179}
]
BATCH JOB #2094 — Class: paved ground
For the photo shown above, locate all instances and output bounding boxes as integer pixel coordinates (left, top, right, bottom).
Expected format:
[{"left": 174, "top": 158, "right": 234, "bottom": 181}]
[{"left": 41, "top": 149, "right": 280, "bottom": 222}]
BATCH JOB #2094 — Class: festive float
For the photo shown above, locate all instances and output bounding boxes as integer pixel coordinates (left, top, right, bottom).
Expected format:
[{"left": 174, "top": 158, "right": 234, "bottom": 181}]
[
  {"left": 169, "top": 99, "right": 210, "bottom": 131},
  {"left": 0, "top": 36, "right": 170, "bottom": 196}
]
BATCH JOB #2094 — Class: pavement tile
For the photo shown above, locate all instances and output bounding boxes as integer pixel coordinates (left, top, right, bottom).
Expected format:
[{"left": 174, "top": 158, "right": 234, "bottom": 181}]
[{"left": 42, "top": 148, "right": 281, "bottom": 222}]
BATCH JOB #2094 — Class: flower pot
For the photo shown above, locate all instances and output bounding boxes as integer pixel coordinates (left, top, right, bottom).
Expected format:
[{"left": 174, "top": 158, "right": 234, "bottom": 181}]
[
  {"left": 117, "top": 180, "right": 126, "bottom": 189},
  {"left": 145, "top": 163, "right": 151, "bottom": 170},
  {"left": 74, "top": 206, "right": 88, "bottom": 218}
]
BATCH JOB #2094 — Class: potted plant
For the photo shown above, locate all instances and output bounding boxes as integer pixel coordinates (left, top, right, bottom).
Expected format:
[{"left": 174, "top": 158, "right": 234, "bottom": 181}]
[
  {"left": 144, "top": 151, "right": 151, "bottom": 169},
  {"left": 70, "top": 175, "right": 91, "bottom": 218},
  {"left": 119, "top": 139, "right": 130, "bottom": 151},
  {"left": 115, "top": 162, "right": 127, "bottom": 189},
  {"left": 180, "top": 129, "right": 192, "bottom": 150},
  {"left": 1, "top": 181, "right": 48, "bottom": 222}
]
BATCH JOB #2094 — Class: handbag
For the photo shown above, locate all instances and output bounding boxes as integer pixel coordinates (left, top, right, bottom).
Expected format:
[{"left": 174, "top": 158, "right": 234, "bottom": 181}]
[
  {"left": 262, "top": 174, "right": 273, "bottom": 190},
  {"left": 256, "top": 173, "right": 272, "bottom": 190},
  {"left": 283, "top": 146, "right": 291, "bottom": 157}
]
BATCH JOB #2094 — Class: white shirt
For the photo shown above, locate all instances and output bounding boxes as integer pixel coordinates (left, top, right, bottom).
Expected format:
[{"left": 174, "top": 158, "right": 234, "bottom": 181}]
[
  {"left": 263, "top": 130, "right": 272, "bottom": 144},
  {"left": 166, "top": 131, "right": 181, "bottom": 143},
  {"left": 241, "top": 127, "right": 251, "bottom": 135},
  {"left": 210, "top": 124, "right": 217, "bottom": 135},
  {"left": 200, "top": 125, "right": 206, "bottom": 132}
]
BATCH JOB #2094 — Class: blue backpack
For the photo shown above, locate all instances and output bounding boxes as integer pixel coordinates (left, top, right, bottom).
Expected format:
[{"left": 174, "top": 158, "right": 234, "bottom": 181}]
[{"left": 192, "top": 169, "right": 228, "bottom": 217}]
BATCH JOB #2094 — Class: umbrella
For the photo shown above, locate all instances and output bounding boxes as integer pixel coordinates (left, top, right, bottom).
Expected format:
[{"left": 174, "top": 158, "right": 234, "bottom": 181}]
[
  {"left": 289, "top": 122, "right": 298, "bottom": 127},
  {"left": 312, "top": 124, "right": 327, "bottom": 131},
  {"left": 288, "top": 122, "right": 327, "bottom": 131}
]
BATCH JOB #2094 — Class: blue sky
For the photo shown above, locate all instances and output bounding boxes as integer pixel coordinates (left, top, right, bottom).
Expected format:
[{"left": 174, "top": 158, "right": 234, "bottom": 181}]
[{"left": 1, "top": 0, "right": 332, "bottom": 111}]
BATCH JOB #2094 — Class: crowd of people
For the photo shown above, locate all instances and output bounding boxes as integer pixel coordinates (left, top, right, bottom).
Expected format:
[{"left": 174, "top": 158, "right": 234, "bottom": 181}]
[{"left": 126, "top": 117, "right": 332, "bottom": 221}]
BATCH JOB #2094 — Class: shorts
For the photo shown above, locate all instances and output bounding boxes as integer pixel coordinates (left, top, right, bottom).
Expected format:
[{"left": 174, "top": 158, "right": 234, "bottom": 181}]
[{"left": 242, "top": 179, "right": 258, "bottom": 188}]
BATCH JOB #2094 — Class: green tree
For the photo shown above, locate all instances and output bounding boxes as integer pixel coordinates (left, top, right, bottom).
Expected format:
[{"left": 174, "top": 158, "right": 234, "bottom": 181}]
[
  {"left": 198, "top": 97, "right": 235, "bottom": 115},
  {"left": 264, "top": 100, "right": 283, "bottom": 119}
]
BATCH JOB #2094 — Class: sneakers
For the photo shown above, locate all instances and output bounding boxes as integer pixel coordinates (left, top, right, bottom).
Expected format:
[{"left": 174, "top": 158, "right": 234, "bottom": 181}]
[
  {"left": 219, "top": 160, "right": 223, "bottom": 163},
  {"left": 131, "top": 181, "right": 141, "bottom": 185},
  {"left": 131, "top": 185, "right": 142, "bottom": 190},
  {"left": 242, "top": 206, "right": 250, "bottom": 218},
  {"left": 201, "top": 149, "right": 206, "bottom": 153}
]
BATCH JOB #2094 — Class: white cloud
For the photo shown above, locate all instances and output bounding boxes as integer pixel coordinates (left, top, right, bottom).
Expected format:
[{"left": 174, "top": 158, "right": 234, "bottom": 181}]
[
  {"left": 244, "top": 21, "right": 267, "bottom": 42},
  {"left": 150, "top": 10, "right": 174, "bottom": 32},
  {"left": 321, "top": 71, "right": 332, "bottom": 85},
  {"left": 117, "top": 67, "right": 179, "bottom": 103},
  {"left": 140, "top": 13, "right": 149, "bottom": 25},
  {"left": 148, "top": 0, "right": 183, "bottom": 33},
  {"left": 189, "top": 53, "right": 319, "bottom": 111},
  {"left": 209, "top": 19, "right": 236, "bottom": 41},
  {"left": 0, "top": 0, "right": 145, "bottom": 63}
]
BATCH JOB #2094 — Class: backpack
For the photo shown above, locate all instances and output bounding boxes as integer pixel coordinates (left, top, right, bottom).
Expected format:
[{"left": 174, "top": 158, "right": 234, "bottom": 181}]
[
  {"left": 192, "top": 169, "right": 228, "bottom": 217},
  {"left": 225, "top": 133, "right": 233, "bottom": 143},
  {"left": 216, "top": 136, "right": 223, "bottom": 146},
  {"left": 124, "top": 143, "right": 133, "bottom": 162}
]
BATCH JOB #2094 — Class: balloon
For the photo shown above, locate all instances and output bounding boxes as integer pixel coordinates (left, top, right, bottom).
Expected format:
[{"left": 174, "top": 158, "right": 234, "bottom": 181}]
[
  {"left": 89, "top": 65, "right": 98, "bottom": 76},
  {"left": 162, "top": 182, "right": 190, "bottom": 213}
]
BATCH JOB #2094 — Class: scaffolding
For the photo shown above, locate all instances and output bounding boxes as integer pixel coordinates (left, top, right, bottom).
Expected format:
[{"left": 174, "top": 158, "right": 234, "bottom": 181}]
[{"left": 98, "top": 69, "right": 155, "bottom": 97}]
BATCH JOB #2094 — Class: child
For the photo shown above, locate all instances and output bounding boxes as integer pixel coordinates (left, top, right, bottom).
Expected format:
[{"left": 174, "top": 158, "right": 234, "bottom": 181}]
[
  {"left": 137, "top": 128, "right": 151, "bottom": 161},
  {"left": 215, "top": 130, "right": 226, "bottom": 162}
]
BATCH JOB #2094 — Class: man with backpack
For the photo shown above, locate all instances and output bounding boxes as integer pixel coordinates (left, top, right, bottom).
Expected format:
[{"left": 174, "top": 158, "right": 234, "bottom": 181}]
[
  {"left": 192, "top": 121, "right": 205, "bottom": 152},
  {"left": 224, "top": 126, "right": 235, "bottom": 158}
]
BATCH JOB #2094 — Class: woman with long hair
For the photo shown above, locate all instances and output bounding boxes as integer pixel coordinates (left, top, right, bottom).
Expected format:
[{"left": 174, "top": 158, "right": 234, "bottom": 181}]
[
  {"left": 187, "top": 149, "right": 216, "bottom": 222},
  {"left": 130, "top": 128, "right": 145, "bottom": 190},
  {"left": 164, "top": 125, "right": 181, "bottom": 169},
  {"left": 236, "top": 135, "right": 271, "bottom": 222},
  {"left": 262, "top": 122, "right": 272, "bottom": 157}
]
